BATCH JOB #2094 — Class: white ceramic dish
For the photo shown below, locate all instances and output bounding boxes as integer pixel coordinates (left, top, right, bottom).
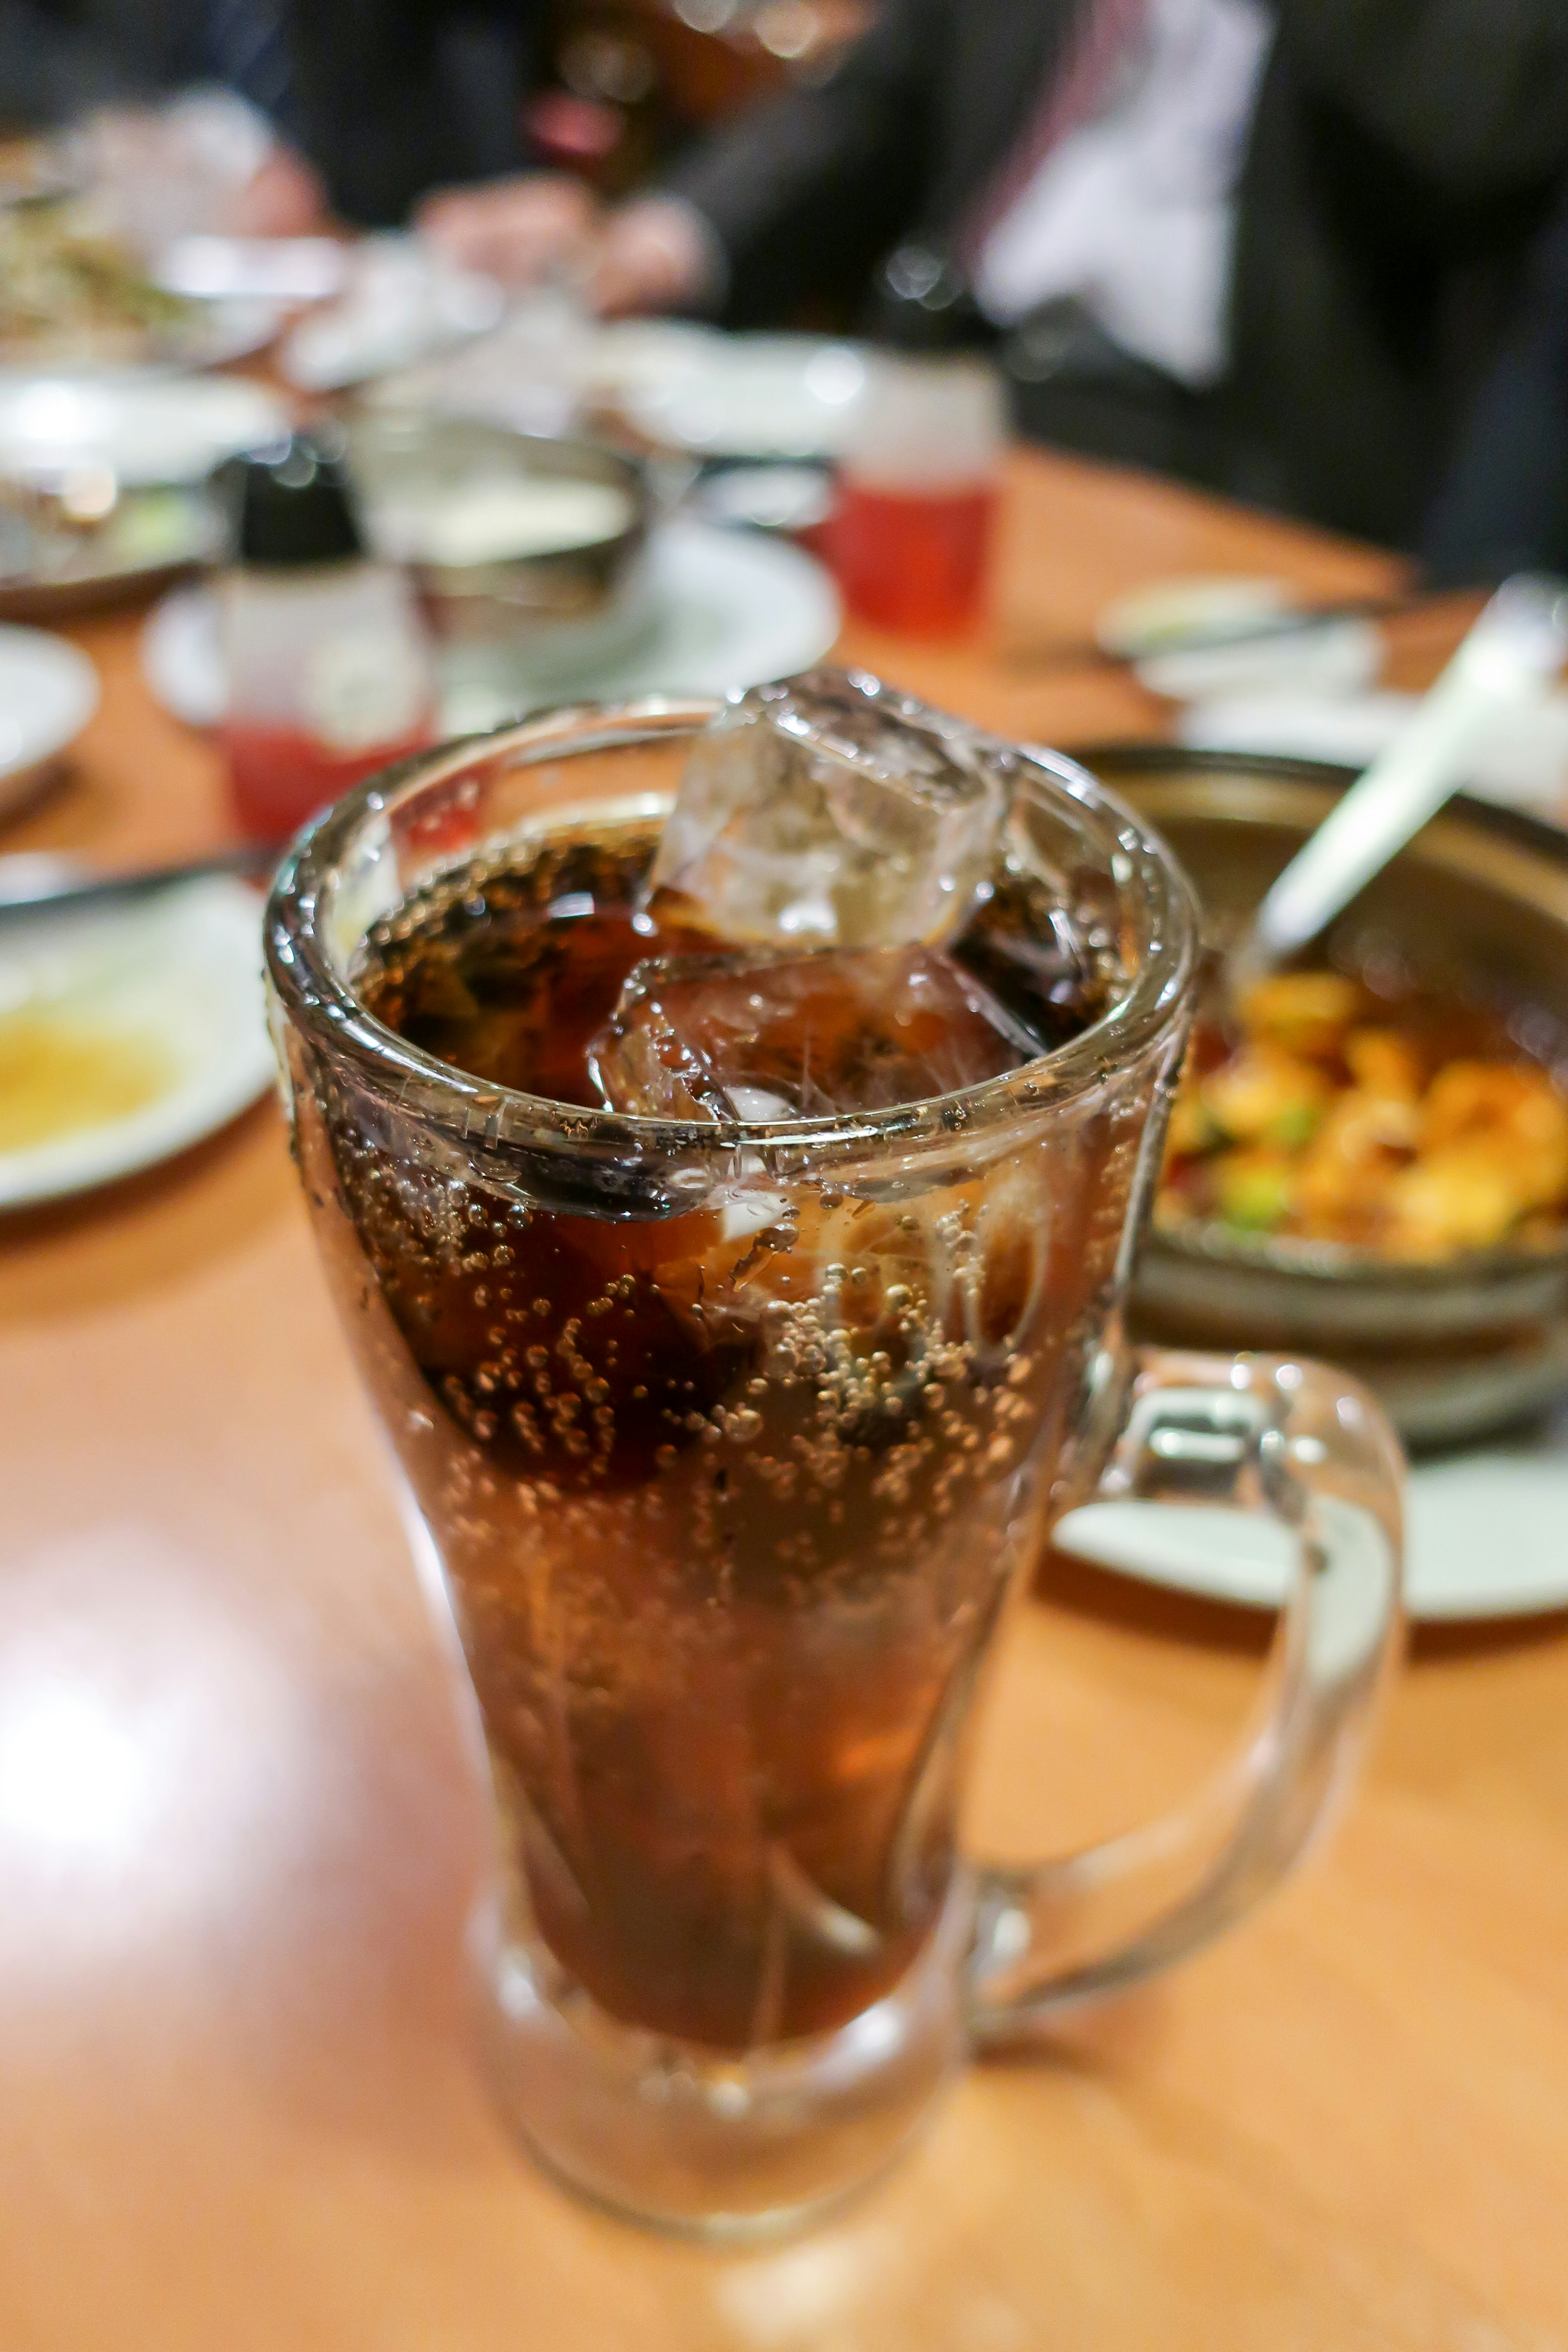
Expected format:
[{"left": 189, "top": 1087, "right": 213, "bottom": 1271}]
[
  {"left": 1134, "top": 616, "right": 1381, "bottom": 704},
  {"left": 0, "top": 372, "right": 286, "bottom": 486},
  {"left": 143, "top": 518, "right": 842, "bottom": 732},
  {"left": 0, "top": 877, "right": 274, "bottom": 1208},
  {"left": 279, "top": 237, "right": 503, "bottom": 393},
  {"left": 0, "top": 296, "right": 281, "bottom": 375},
  {"left": 579, "top": 318, "right": 726, "bottom": 401},
  {"left": 1096, "top": 573, "right": 1382, "bottom": 703},
  {"left": 1096, "top": 574, "right": 1300, "bottom": 658},
  {"left": 365, "top": 314, "right": 727, "bottom": 443},
  {"left": 0, "top": 626, "right": 99, "bottom": 813},
  {"left": 158, "top": 234, "right": 348, "bottom": 305},
  {"left": 692, "top": 463, "right": 836, "bottom": 535},
  {"left": 1055, "top": 1408, "right": 1568, "bottom": 1621},
  {"left": 620, "top": 332, "right": 868, "bottom": 460},
  {"left": 167, "top": 295, "right": 284, "bottom": 370},
  {"left": 1178, "top": 688, "right": 1568, "bottom": 812}
]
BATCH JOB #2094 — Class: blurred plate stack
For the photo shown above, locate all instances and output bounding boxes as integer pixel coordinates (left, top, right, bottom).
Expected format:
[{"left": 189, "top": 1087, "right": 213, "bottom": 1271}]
[
  {"left": 1054, "top": 744, "right": 1568, "bottom": 1623},
  {"left": 0, "top": 372, "right": 286, "bottom": 619},
  {"left": 366, "top": 314, "right": 869, "bottom": 464},
  {"left": 0, "top": 626, "right": 98, "bottom": 812},
  {"left": 145, "top": 518, "right": 841, "bottom": 735},
  {"left": 0, "top": 876, "right": 274, "bottom": 1209}
]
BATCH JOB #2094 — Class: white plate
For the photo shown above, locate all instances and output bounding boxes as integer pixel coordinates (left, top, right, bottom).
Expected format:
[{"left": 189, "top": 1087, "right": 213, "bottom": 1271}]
[
  {"left": 140, "top": 583, "right": 226, "bottom": 727},
  {"left": 0, "top": 372, "right": 286, "bottom": 486},
  {"left": 0, "top": 878, "right": 274, "bottom": 1209},
  {"left": 1134, "top": 617, "right": 1381, "bottom": 704},
  {"left": 522, "top": 520, "right": 842, "bottom": 705},
  {"left": 279, "top": 237, "right": 503, "bottom": 393},
  {"left": 365, "top": 315, "right": 739, "bottom": 443},
  {"left": 159, "top": 234, "right": 348, "bottom": 305},
  {"left": 1054, "top": 1406, "right": 1568, "bottom": 1621},
  {"left": 1096, "top": 573, "right": 1382, "bottom": 704},
  {"left": 0, "top": 297, "right": 281, "bottom": 375},
  {"left": 1178, "top": 689, "right": 1417, "bottom": 770},
  {"left": 621, "top": 332, "right": 868, "bottom": 460},
  {"left": 1178, "top": 688, "right": 1568, "bottom": 813},
  {"left": 580, "top": 318, "right": 731, "bottom": 401},
  {"left": 0, "top": 627, "right": 99, "bottom": 813},
  {"left": 142, "top": 519, "right": 842, "bottom": 733},
  {"left": 1097, "top": 574, "right": 1299, "bottom": 658},
  {"left": 172, "top": 295, "right": 285, "bottom": 370}
]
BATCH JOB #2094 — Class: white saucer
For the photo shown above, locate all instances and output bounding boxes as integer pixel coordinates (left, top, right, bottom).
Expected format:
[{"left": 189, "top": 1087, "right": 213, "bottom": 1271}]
[
  {"left": 620, "top": 332, "right": 868, "bottom": 460},
  {"left": 142, "top": 519, "right": 842, "bottom": 733},
  {"left": 1134, "top": 617, "right": 1381, "bottom": 704},
  {"left": 167, "top": 295, "right": 285, "bottom": 370},
  {"left": 1178, "top": 688, "right": 1568, "bottom": 812},
  {"left": 1094, "top": 574, "right": 1382, "bottom": 703},
  {"left": 279, "top": 237, "right": 503, "bottom": 393},
  {"left": 1055, "top": 1406, "right": 1568, "bottom": 1621},
  {"left": 1096, "top": 575, "right": 1299, "bottom": 658},
  {"left": 0, "top": 628, "right": 99, "bottom": 814},
  {"left": 488, "top": 520, "right": 841, "bottom": 710},
  {"left": 0, "top": 372, "right": 286, "bottom": 487},
  {"left": 0, "top": 878, "right": 274, "bottom": 1209},
  {"left": 0, "top": 297, "right": 282, "bottom": 376},
  {"left": 157, "top": 234, "right": 350, "bottom": 306}
]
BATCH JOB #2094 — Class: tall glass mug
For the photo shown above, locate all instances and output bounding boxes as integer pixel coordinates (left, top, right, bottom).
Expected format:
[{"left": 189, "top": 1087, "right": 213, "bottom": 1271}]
[{"left": 265, "top": 700, "right": 1403, "bottom": 2237}]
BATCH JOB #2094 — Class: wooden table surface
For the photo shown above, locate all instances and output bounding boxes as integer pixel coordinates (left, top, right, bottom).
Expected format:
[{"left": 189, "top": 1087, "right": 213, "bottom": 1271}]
[{"left": 4, "top": 448, "right": 1566, "bottom": 2352}]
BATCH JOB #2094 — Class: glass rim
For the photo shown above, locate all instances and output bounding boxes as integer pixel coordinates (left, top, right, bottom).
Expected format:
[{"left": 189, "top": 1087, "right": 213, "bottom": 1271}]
[{"left": 263, "top": 695, "right": 1199, "bottom": 1161}]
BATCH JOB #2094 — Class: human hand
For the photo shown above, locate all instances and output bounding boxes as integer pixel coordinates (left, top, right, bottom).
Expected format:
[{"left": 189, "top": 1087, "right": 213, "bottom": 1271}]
[
  {"left": 230, "top": 145, "right": 330, "bottom": 237},
  {"left": 585, "top": 196, "right": 721, "bottom": 317},
  {"left": 415, "top": 174, "right": 599, "bottom": 287}
]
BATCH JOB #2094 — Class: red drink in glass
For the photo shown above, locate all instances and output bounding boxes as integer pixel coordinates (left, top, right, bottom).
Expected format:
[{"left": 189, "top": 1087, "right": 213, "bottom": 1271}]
[
  {"left": 830, "top": 478, "right": 997, "bottom": 637},
  {"left": 225, "top": 717, "right": 436, "bottom": 843}
]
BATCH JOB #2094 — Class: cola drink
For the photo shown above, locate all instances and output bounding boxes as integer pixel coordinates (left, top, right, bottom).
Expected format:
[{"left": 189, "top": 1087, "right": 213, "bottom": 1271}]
[
  {"left": 266, "top": 695, "right": 1402, "bottom": 2240},
  {"left": 297, "top": 806, "right": 1138, "bottom": 2057}
]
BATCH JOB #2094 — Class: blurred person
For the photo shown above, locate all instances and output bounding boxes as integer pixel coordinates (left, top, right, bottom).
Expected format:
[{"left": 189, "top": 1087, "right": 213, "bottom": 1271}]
[
  {"left": 0, "top": 0, "right": 545, "bottom": 230},
  {"left": 51, "top": 85, "right": 330, "bottom": 244},
  {"left": 1421, "top": 178, "right": 1568, "bottom": 582},
  {"left": 416, "top": 169, "right": 599, "bottom": 289},
  {"left": 423, "top": 0, "right": 1568, "bottom": 547}
]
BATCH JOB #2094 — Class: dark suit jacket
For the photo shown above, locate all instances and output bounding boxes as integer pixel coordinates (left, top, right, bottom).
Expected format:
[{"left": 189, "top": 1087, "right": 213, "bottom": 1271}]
[
  {"left": 1421, "top": 178, "right": 1568, "bottom": 580},
  {"left": 664, "top": 0, "right": 1568, "bottom": 547},
  {"left": 0, "top": 0, "right": 540, "bottom": 226}
]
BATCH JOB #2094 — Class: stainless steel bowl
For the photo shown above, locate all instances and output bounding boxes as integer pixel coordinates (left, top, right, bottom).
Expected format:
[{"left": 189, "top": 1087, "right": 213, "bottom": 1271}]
[
  {"left": 345, "top": 412, "right": 652, "bottom": 657},
  {"left": 0, "top": 481, "right": 217, "bottom": 621},
  {"left": 1087, "top": 746, "right": 1568, "bottom": 1447}
]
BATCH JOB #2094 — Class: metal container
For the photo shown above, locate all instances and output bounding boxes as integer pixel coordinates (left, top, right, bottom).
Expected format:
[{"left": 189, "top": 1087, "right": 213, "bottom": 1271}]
[
  {"left": 345, "top": 412, "right": 653, "bottom": 666},
  {"left": 1088, "top": 746, "right": 1568, "bottom": 1447},
  {"left": 0, "top": 479, "right": 217, "bottom": 621}
]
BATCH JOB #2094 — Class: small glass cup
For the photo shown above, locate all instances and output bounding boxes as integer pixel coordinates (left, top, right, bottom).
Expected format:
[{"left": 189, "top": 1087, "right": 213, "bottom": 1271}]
[{"left": 264, "top": 699, "right": 1403, "bottom": 2239}]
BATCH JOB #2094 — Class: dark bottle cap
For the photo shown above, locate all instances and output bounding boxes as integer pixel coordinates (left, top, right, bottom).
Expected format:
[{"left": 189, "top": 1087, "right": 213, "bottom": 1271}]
[
  {"left": 862, "top": 245, "right": 992, "bottom": 354},
  {"left": 231, "top": 431, "right": 365, "bottom": 566}
]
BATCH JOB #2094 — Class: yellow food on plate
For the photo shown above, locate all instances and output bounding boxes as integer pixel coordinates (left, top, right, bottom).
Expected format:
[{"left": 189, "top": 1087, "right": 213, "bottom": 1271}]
[
  {"left": 1156, "top": 969, "right": 1568, "bottom": 1261},
  {"left": 1201, "top": 1038, "right": 1329, "bottom": 1148},
  {"left": 0, "top": 1008, "right": 173, "bottom": 1153},
  {"left": 1237, "top": 969, "right": 1363, "bottom": 1059}
]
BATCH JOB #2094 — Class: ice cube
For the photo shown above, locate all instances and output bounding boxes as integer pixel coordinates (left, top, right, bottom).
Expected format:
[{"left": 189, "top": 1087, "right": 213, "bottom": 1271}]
[
  {"left": 647, "top": 668, "right": 1016, "bottom": 949},
  {"left": 588, "top": 945, "right": 1040, "bottom": 1123}
]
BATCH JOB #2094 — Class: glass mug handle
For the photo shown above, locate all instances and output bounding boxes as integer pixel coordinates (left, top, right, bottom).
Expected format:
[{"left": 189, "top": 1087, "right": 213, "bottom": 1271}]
[{"left": 968, "top": 1346, "right": 1404, "bottom": 2041}]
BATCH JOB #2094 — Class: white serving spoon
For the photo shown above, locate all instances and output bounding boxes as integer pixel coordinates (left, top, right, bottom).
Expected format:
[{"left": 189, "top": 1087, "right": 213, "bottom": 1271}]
[{"left": 1229, "top": 573, "right": 1568, "bottom": 992}]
